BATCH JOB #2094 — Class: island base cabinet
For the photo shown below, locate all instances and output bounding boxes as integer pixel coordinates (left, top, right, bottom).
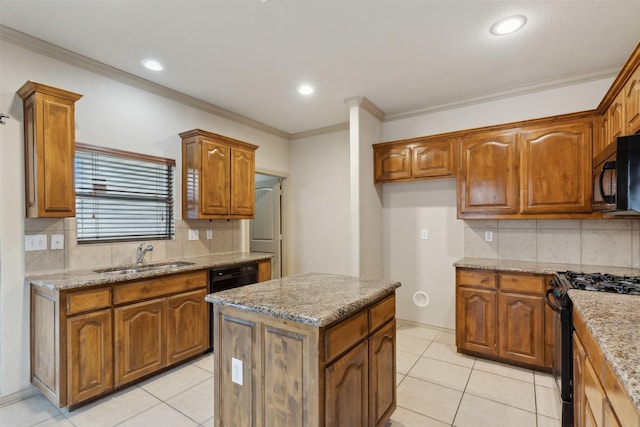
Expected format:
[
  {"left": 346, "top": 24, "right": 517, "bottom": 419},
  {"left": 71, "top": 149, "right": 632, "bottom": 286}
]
[
  {"left": 325, "top": 341, "right": 369, "bottom": 427},
  {"left": 212, "top": 293, "right": 397, "bottom": 427},
  {"left": 67, "top": 309, "right": 113, "bottom": 406}
]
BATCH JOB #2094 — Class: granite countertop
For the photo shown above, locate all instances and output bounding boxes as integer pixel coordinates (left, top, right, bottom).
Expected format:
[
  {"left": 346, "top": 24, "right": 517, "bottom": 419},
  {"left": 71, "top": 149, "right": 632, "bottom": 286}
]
[
  {"left": 454, "top": 257, "right": 640, "bottom": 276},
  {"left": 205, "top": 273, "right": 401, "bottom": 327},
  {"left": 26, "top": 252, "right": 273, "bottom": 291},
  {"left": 569, "top": 290, "right": 640, "bottom": 412}
]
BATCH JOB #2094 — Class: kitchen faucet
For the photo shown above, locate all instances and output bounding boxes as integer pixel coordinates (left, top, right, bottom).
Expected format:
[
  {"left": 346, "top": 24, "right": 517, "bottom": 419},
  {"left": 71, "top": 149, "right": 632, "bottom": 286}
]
[{"left": 136, "top": 243, "right": 153, "bottom": 265}]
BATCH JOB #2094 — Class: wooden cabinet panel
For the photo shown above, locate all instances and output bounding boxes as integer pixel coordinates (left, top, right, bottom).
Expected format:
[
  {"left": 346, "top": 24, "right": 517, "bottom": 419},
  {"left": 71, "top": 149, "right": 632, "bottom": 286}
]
[
  {"left": 456, "top": 287, "right": 497, "bottom": 355},
  {"left": 325, "top": 340, "right": 369, "bottom": 427},
  {"left": 584, "top": 354, "right": 606, "bottom": 427},
  {"left": 201, "top": 138, "right": 230, "bottom": 215},
  {"left": 325, "top": 309, "right": 368, "bottom": 363},
  {"left": 625, "top": 66, "right": 640, "bottom": 135},
  {"left": 412, "top": 139, "right": 456, "bottom": 178},
  {"left": 369, "top": 320, "right": 396, "bottom": 427},
  {"left": 66, "top": 288, "right": 111, "bottom": 315},
  {"left": 114, "top": 299, "right": 166, "bottom": 386},
  {"left": 180, "top": 129, "right": 258, "bottom": 219},
  {"left": 458, "top": 130, "right": 518, "bottom": 214},
  {"left": 67, "top": 309, "right": 113, "bottom": 405},
  {"left": 258, "top": 258, "right": 271, "bottom": 282},
  {"left": 604, "top": 362, "right": 640, "bottom": 427},
  {"left": 230, "top": 145, "right": 255, "bottom": 216},
  {"left": 519, "top": 120, "right": 592, "bottom": 213},
  {"left": 500, "top": 273, "right": 545, "bottom": 294},
  {"left": 113, "top": 270, "right": 207, "bottom": 305},
  {"left": 369, "top": 295, "right": 395, "bottom": 332},
  {"left": 457, "top": 269, "right": 497, "bottom": 289},
  {"left": 607, "top": 91, "right": 626, "bottom": 149},
  {"left": 374, "top": 146, "right": 412, "bottom": 182},
  {"left": 18, "top": 81, "right": 82, "bottom": 218},
  {"left": 166, "top": 289, "right": 208, "bottom": 364},
  {"left": 575, "top": 332, "right": 587, "bottom": 427},
  {"left": 497, "top": 292, "right": 545, "bottom": 366}
]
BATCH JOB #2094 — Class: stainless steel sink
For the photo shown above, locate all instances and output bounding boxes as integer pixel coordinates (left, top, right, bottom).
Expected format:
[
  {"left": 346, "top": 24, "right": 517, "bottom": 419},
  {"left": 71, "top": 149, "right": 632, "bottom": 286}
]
[{"left": 95, "top": 261, "right": 194, "bottom": 275}]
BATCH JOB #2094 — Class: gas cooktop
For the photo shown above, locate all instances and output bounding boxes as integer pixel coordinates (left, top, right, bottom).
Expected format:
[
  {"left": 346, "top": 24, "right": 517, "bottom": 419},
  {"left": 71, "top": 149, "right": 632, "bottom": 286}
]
[{"left": 558, "top": 271, "right": 640, "bottom": 295}]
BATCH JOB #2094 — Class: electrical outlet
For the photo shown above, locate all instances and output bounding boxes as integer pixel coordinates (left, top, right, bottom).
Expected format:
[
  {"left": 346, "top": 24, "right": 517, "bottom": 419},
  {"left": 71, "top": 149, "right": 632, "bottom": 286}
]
[
  {"left": 232, "top": 357, "right": 243, "bottom": 385},
  {"left": 25, "top": 234, "right": 47, "bottom": 251},
  {"left": 188, "top": 229, "right": 199, "bottom": 241},
  {"left": 51, "top": 234, "right": 64, "bottom": 250},
  {"left": 484, "top": 231, "right": 493, "bottom": 242},
  {"left": 421, "top": 229, "right": 429, "bottom": 240},
  {"left": 206, "top": 230, "right": 213, "bottom": 240}
]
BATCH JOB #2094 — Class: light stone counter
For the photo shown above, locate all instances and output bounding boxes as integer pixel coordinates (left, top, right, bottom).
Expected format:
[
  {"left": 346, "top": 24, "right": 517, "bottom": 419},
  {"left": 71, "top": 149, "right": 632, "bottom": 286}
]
[
  {"left": 205, "top": 273, "right": 401, "bottom": 327},
  {"left": 454, "top": 257, "right": 640, "bottom": 276},
  {"left": 569, "top": 290, "right": 640, "bottom": 412},
  {"left": 26, "top": 252, "right": 272, "bottom": 291}
]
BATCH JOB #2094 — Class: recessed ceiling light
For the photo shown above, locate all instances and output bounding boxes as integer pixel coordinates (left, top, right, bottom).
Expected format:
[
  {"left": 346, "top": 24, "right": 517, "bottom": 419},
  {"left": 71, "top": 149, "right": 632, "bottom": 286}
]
[
  {"left": 141, "top": 59, "right": 165, "bottom": 71},
  {"left": 490, "top": 15, "right": 527, "bottom": 36},
  {"left": 298, "top": 84, "right": 315, "bottom": 95}
]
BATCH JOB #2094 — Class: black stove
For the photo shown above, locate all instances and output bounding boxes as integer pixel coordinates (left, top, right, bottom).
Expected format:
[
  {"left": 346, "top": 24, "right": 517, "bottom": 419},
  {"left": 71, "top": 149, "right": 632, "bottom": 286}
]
[{"left": 557, "top": 270, "right": 640, "bottom": 295}]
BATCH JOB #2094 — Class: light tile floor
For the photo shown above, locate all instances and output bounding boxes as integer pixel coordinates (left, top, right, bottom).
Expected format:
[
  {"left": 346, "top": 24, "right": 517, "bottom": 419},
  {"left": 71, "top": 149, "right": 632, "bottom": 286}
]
[{"left": 0, "top": 320, "right": 562, "bottom": 427}]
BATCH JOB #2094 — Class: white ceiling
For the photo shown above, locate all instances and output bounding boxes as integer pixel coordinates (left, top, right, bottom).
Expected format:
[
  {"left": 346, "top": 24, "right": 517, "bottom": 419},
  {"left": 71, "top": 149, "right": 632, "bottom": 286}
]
[{"left": 1, "top": 1, "right": 640, "bottom": 136}]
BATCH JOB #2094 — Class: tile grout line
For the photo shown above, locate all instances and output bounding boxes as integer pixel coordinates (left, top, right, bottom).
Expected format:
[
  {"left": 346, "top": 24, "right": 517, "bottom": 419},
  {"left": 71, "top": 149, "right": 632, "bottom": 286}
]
[{"left": 450, "top": 357, "right": 476, "bottom": 426}]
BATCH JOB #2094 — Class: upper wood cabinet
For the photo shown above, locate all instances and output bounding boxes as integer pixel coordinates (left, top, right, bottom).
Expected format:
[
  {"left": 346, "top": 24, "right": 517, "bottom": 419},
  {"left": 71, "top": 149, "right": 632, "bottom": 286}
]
[
  {"left": 180, "top": 129, "right": 257, "bottom": 219},
  {"left": 17, "top": 81, "right": 82, "bottom": 218},
  {"left": 457, "top": 130, "right": 518, "bottom": 215},
  {"left": 373, "top": 137, "right": 456, "bottom": 183},
  {"left": 519, "top": 120, "right": 592, "bottom": 214},
  {"left": 624, "top": 65, "right": 640, "bottom": 135}
]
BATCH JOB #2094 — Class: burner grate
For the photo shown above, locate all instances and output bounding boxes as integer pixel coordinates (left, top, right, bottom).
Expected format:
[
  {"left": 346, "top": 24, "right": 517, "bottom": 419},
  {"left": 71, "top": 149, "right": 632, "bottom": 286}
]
[{"left": 562, "top": 271, "right": 640, "bottom": 295}]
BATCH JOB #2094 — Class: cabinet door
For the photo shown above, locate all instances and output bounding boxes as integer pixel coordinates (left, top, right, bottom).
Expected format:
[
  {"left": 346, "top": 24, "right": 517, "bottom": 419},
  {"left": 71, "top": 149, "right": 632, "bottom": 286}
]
[
  {"left": 584, "top": 355, "right": 607, "bottom": 427},
  {"left": 67, "top": 309, "right": 113, "bottom": 405},
  {"left": 374, "top": 146, "right": 412, "bottom": 182},
  {"left": 230, "top": 145, "right": 255, "bottom": 217},
  {"left": 167, "top": 289, "right": 208, "bottom": 365},
  {"left": 369, "top": 320, "right": 396, "bottom": 427},
  {"left": 625, "top": 66, "right": 640, "bottom": 135},
  {"left": 115, "top": 299, "right": 166, "bottom": 385},
  {"left": 458, "top": 130, "right": 518, "bottom": 214},
  {"left": 325, "top": 340, "right": 369, "bottom": 427},
  {"left": 456, "top": 287, "right": 497, "bottom": 355},
  {"left": 607, "top": 92, "right": 625, "bottom": 149},
  {"left": 519, "top": 120, "right": 592, "bottom": 213},
  {"left": 412, "top": 139, "right": 456, "bottom": 178},
  {"left": 201, "top": 139, "right": 230, "bottom": 215},
  {"left": 498, "top": 292, "right": 545, "bottom": 366}
]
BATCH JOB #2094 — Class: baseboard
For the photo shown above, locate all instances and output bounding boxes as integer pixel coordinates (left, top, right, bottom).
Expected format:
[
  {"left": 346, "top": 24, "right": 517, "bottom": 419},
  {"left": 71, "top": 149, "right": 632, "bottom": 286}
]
[{"left": 0, "top": 385, "right": 40, "bottom": 407}]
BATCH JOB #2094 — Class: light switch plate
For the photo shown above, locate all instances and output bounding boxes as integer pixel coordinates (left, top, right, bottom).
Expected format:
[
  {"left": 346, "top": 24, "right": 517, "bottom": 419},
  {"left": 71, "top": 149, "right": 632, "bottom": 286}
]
[
  {"left": 421, "top": 229, "right": 429, "bottom": 240},
  {"left": 232, "top": 357, "right": 243, "bottom": 385},
  {"left": 25, "top": 234, "right": 47, "bottom": 251},
  {"left": 51, "top": 234, "right": 64, "bottom": 250},
  {"left": 188, "top": 229, "right": 199, "bottom": 241},
  {"left": 206, "top": 230, "right": 213, "bottom": 240},
  {"left": 484, "top": 231, "right": 493, "bottom": 242}
]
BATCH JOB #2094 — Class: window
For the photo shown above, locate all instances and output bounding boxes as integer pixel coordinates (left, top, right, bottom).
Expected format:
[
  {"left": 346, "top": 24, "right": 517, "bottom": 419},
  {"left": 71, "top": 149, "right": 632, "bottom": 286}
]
[{"left": 75, "top": 143, "right": 175, "bottom": 243}]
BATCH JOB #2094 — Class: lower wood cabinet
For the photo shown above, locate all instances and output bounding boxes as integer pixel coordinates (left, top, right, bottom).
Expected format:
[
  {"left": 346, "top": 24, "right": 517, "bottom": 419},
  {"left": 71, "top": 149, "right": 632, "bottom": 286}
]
[
  {"left": 212, "top": 293, "right": 397, "bottom": 427},
  {"left": 573, "top": 309, "right": 640, "bottom": 427},
  {"left": 456, "top": 268, "right": 550, "bottom": 369},
  {"left": 31, "top": 269, "right": 209, "bottom": 408}
]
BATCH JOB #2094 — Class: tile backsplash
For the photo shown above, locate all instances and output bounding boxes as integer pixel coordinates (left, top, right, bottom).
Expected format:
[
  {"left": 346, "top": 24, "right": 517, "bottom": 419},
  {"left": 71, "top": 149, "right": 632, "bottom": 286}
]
[
  {"left": 464, "top": 219, "right": 640, "bottom": 268},
  {"left": 25, "top": 217, "right": 241, "bottom": 274}
]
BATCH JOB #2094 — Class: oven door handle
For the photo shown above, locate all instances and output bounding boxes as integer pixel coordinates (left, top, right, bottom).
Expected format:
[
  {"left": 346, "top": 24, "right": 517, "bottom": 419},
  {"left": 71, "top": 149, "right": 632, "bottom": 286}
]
[{"left": 545, "top": 288, "right": 562, "bottom": 313}]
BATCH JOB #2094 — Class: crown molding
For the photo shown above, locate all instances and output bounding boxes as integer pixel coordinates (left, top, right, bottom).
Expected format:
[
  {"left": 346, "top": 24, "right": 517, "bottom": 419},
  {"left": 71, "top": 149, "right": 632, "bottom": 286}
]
[
  {"left": 384, "top": 66, "right": 620, "bottom": 123},
  {"left": 343, "top": 96, "right": 385, "bottom": 122},
  {"left": 0, "top": 25, "right": 291, "bottom": 139},
  {"left": 290, "top": 122, "right": 349, "bottom": 140}
]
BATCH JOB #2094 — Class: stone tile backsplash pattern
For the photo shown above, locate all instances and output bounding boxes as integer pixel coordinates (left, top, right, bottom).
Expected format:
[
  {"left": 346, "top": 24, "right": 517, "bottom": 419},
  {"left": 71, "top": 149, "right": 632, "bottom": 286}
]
[
  {"left": 25, "top": 218, "right": 241, "bottom": 274},
  {"left": 464, "top": 219, "right": 640, "bottom": 268}
]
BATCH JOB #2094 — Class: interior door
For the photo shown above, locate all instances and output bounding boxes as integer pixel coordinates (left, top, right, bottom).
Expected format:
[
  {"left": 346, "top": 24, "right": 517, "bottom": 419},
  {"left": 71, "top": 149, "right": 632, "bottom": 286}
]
[{"left": 250, "top": 175, "right": 282, "bottom": 278}]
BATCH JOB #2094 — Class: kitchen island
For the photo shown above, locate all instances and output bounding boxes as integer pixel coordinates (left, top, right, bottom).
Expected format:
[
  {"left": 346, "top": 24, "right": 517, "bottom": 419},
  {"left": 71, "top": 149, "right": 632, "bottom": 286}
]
[{"left": 206, "top": 273, "right": 400, "bottom": 427}]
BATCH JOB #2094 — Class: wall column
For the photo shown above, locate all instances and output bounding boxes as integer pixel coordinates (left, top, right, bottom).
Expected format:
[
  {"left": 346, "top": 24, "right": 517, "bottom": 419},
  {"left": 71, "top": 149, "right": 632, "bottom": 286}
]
[{"left": 344, "top": 96, "right": 384, "bottom": 278}]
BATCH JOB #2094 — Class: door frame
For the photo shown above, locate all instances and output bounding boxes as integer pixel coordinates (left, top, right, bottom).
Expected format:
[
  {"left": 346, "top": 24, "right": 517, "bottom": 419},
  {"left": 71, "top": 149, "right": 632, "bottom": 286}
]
[{"left": 242, "top": 169, "right": 290, "bottom": 278}]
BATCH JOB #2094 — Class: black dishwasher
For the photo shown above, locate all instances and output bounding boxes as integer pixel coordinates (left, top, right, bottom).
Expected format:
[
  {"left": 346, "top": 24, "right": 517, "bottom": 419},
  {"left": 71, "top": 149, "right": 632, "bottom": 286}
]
[{"left": 207, "top": 262, "right": 258, "bottom": 351}]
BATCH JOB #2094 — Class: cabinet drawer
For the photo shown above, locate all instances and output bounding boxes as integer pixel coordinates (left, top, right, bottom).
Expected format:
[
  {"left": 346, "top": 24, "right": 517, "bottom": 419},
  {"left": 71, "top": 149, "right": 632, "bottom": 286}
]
[
  {"left": 574, "top": 310, "right": 604, "bottom": 379},
  {"left": 604, "top": 362, "right": 640, "bottom": 426},
  {"left": 370, "top": 295, "right": 395, "bottom": 332},
  {"left": 66, "top": 287, "right": 111, "bottom": 315},
  {"left": 114, "top": 270, "right": 207, "bottom": 305},
  {"left": 457, "top": 269, "right": 497, "bottom": 289},
  {"left": 325, "top": 309, "right": 368, "bottom": 363},
  {"left": 499, "top": 274, "right": 546, "bottom": 294}
]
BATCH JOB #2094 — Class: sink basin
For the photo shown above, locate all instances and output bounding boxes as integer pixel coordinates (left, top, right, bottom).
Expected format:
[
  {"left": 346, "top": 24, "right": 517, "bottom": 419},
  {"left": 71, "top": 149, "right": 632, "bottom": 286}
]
[{"left": 95, "top": 261, "right": 195, "bottom": 275}]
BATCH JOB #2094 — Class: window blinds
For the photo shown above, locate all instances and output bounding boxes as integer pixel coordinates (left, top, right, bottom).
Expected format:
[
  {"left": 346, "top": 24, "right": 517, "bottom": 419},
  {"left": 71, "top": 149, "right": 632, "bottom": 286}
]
[{"left": 75, "top": 143, "right": 175, "bottom": 243}]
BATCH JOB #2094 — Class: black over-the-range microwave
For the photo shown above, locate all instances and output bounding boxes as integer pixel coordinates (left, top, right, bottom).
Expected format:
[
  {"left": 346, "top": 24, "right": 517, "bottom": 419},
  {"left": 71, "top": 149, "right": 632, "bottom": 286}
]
[{"left": 593, "top": 134, "right": 640, "bottom": 214}]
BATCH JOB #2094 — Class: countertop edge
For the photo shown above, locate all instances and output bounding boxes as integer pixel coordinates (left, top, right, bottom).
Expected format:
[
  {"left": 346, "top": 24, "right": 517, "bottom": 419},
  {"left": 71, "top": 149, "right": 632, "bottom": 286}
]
[{"left": 454, "top": 257, "right": 640, "bottom": 276}]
